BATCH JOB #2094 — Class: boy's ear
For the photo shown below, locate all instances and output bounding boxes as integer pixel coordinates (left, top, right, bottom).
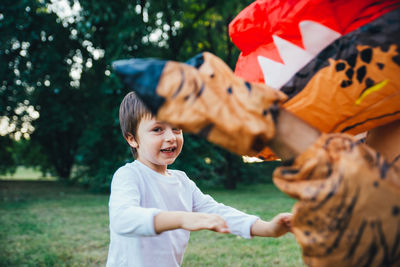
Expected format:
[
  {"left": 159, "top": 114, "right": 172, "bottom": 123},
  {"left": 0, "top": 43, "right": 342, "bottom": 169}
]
[{"left": 126, "top": 134, "right": 138, "bottom": 148}]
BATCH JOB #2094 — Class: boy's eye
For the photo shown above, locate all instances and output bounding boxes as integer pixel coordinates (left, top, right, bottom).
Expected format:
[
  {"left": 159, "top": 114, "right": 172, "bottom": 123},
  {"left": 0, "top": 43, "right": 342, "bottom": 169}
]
[
  {"left": 152, "top": 127, "right": 163, "bottom": 132},
  {"left": 172, "top": 128, "right": 182, "bottom": 133}
]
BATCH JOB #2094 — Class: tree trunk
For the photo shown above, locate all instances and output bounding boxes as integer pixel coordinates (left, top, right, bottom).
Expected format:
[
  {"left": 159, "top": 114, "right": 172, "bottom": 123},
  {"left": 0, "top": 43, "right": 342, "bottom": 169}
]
[{"left": 223, "top": 152, "right": 237, "bottom": 190}]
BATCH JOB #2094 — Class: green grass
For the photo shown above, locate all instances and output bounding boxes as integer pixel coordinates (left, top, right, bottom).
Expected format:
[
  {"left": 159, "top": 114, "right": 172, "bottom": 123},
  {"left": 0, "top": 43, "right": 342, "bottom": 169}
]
[
  {"left": 0, "top": 166, "right": 56, "bottom": 181},
  {"left": 0, "top": 181, "right": 304, "bottom": 267}
]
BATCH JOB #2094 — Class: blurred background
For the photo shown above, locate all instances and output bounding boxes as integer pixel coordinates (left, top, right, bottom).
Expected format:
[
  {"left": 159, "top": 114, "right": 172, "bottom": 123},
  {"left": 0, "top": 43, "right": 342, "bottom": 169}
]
[
  {"left": 0, "top": 0, "right": 283, "bottom": 192},
  {"left": 0, "top": 1, "right": 303, "bottom": 266}
]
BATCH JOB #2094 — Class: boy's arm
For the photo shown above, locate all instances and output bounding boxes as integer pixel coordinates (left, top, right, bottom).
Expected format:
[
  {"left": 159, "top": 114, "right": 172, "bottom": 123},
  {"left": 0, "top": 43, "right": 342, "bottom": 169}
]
[
  {"left": 190, "top": 180, "right": 259, "bottom": 238},
  {"left": 111, "top": 169, "right": 230, "bottom": 236},
  {"left": 154, "top": 211, "right": 230, "bottom": 234},
  {"left": 250, "top": 213, "right": 292, "bottom": 238}
]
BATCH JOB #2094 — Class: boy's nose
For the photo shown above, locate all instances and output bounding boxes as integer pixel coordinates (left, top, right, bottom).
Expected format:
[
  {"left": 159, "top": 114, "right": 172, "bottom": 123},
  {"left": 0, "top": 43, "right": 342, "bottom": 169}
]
[{"left": 164, "top": 128, "right": 177, "bottom": 141}]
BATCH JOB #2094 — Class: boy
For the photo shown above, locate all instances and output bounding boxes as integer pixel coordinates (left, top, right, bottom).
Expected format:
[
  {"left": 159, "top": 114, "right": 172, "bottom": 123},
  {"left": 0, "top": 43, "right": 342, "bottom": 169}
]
[{"left": 106, "top": 92, "right": 292, "bottom": 267}]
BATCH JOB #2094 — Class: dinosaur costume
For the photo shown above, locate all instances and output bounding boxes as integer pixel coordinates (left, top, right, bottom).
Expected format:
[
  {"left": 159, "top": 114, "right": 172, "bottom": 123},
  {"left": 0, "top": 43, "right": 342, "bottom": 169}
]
[
  {"left": 112, "top": 0, "right": 400, "bottom": 266},
  {"left": 113, "top": 52, "right": 286, "bottom": 158},
  {"left": 274, "top": 134, "right": 400, "bottom": 266},
  {"left": 230, "top": 0, "right": 400, "bottom": 159},
  {"left": 113, "top": 50, "right": 400, "bottom": 267}
]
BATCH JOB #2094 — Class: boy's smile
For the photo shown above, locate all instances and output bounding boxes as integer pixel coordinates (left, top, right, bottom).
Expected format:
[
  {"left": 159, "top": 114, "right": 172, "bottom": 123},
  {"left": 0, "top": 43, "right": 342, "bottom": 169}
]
[
  {"left": 126, "top": 116, "right": 183, "bottom": 175},
  {"left": 160, "top": 146, "right": 177, "bottom": 153}
]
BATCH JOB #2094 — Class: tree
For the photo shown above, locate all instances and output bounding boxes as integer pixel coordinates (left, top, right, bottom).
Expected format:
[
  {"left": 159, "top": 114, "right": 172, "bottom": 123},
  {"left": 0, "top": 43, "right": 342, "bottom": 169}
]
[
  {"left": 74, "top": 0, "right": 255, "bottom": 190},
  {"left": 2, "top": 0, "right": 271, "bottom": 191},
  {"left": 0, "top": 136, "right": 16, "bottom": 175}
]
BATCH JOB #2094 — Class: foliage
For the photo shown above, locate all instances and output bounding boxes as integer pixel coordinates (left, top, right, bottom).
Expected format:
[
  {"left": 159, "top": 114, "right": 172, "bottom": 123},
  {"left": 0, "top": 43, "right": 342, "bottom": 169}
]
[
  {"left": 12, "top": 139, "right": 55, "bottom": 177},
  {"left": 1, "top": 0, "right": 90, "bottom": 180},
  {"left": 0, "top": 135, "right": 16, "bottom": 175},
  {"left": 1, "top": 0, "right": 276, "bottom": 191},
  {"left": 173, "top": 134, "right": 282, "bottom": 189},
  {"left": 171, "top": 134, "right": 229, "bottom": 188}
]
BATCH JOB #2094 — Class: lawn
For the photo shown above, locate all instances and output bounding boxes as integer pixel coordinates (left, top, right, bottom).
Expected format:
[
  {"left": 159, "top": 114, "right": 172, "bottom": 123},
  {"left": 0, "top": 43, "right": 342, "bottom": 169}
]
[
  {"left": 0, "top": 166, "right": 56, "bottom": 181},
  {"left": 0, "top": 180, "right": 305, "bottom": 267}
]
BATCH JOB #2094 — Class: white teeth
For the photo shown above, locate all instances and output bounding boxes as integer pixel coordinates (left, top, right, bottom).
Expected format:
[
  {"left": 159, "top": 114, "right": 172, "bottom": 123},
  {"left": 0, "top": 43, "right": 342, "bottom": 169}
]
[{"left": 161, "top": 147, "right": 175, "bottom": 152}]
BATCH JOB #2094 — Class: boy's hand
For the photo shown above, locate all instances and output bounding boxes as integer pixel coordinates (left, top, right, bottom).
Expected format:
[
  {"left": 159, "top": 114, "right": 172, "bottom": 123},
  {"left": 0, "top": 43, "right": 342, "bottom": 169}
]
[
  {"left": 251, "top": 212, "right": 292, "bottom": 238},
  {"left": 181, "top": 212, "right": 230, "bottom": 234},
  {"left": 154, "top": 211, "right": 230, "bottom": 234},
  {"left": 269, "top": 212, "right": 292, "bottom": 237}
]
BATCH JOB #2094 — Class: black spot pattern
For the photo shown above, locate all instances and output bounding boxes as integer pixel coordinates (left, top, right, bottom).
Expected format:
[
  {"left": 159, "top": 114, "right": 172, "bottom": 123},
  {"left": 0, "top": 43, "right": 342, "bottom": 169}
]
[
  {"left": 341, "top": 80, "right": 353, "bottom": 88},
  {"left": 393, "top": 206, "right": 400, "bottom": 216},
  {"left": 244, "top": 81, "right": 252, "bottom": 91},
  {"left": 393, "top": 54, "right": 400, "bottom": 66},
  {"left": 281, "top": 168, "right": 300, "bottom": 175},
  {"left": 336, "top": 62, "right": 346, "bottom": 71},
  {"left": 345, "top": 68, "right": 354, "bottom": 79},
  {"left": 347, "top": 54, "right": 357, "bottom": 68},
  {"left": 280, "top": 8, "right": 400, "bottom": 99},
  {"left": 356, "top": 66, "right": 366, "bottom": 83},
  {"left": 379, "top": 160, "right": 390, "bottom": 179},
  {"left": 360, "top": 48, "right": 372, "bottom": 63},
  {"left": 196, "top": 83, "right": 205, "bottom": 98},
  {"left": 365, "top": 77, "right": 375, "bottom": 88}
]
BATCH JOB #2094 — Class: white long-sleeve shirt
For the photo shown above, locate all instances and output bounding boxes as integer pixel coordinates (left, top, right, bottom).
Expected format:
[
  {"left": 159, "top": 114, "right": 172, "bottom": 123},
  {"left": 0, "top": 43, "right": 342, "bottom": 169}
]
[{"left": 106, "top": 160, "right": 259, "bottom": 267}]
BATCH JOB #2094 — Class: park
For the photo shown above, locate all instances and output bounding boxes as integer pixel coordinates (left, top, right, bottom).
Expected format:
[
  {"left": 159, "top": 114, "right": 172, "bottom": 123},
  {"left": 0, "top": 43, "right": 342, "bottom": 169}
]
[
  {"left": 1, "top": 0, "right": 400, "bottom": 266},
  {"left": 0, "top": 169, "right": 303, "bottom": 266}
]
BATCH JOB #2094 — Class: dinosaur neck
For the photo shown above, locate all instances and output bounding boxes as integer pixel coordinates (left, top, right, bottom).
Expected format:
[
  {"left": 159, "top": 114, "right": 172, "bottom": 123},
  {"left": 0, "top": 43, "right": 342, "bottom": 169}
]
[
  {"left": 268, "top": 108, "right": 321, "bottom": 161},
  {"left": 365, "top": 119, "right": 400, "bottom": 162}
]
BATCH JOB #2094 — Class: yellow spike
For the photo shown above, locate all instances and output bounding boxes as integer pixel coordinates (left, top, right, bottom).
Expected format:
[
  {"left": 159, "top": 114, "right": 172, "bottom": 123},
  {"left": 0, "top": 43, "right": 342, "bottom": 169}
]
[{"left": 355, "top": 79, "right": 388, "bottom": 105}]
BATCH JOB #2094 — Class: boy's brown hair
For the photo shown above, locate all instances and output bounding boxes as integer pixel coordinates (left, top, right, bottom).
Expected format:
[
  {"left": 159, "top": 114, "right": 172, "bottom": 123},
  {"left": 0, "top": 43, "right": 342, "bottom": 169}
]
[{"left": 119, "top": 91, "right": 152, "bottom": 158}]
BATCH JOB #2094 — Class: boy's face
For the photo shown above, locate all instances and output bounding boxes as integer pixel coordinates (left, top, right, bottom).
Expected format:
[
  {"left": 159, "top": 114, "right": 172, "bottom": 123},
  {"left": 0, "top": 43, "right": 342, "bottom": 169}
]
[{"left": 127, "top": 116, "right": 183, "bottom": 174}]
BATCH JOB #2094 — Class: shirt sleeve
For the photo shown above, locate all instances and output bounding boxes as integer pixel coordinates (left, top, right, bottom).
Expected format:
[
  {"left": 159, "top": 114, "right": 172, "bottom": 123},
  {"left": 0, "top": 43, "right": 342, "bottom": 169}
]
[
  {"left": 109, "top": 167, "right": 161, "bottom": 237},
  {"left": 190, "top": 180, "right": 259, "bottom": 239}
]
